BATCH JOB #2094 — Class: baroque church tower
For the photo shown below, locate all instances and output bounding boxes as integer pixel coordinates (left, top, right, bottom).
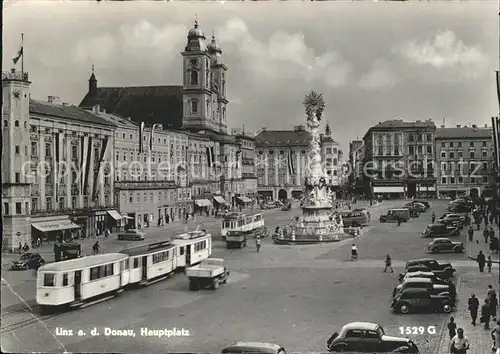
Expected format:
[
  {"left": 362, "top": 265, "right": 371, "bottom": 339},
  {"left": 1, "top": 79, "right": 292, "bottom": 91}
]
[{"left": 181, "top": 21, "right": 228, "bottom": 134}]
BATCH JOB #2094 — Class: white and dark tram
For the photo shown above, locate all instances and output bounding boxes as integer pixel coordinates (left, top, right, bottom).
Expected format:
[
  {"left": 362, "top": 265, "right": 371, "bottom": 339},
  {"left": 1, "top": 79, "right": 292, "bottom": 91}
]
[
  {"left": 119, "top": 240, "right": 177, "bottom": 286},
  {"left": 171, "top": 230, "right": 212, "bottom": 268},
  {"left": 36, "top": 253, "right": 129, "bottom": 313}
]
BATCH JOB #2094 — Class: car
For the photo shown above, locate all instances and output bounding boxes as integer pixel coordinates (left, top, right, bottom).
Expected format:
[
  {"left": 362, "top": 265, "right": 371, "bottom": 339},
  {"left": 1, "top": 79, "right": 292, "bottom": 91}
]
[
  {"left": 326, "top": 322, "right": 419, "bottom": 353},
  {"left": 413, "top": 200, "right": 431, "bottom": 209},
  {"left": 391, "top": 288, "right": 454, "bottom": 314},
  {"left": 221, "top": 342, "right": 287, "bottom": 354},
  {"left": 405, "top": 259, "right": 456, "bottom": 279},
  {"left": 448, "top": 204, "right": 472, "bottom": 213},
  {"left": 422, "top": 223, "right": 459, "bottom": 238},
  {"left": 427, "top": 238, "right": 464, "bottom": 253},
  {"left": 406, "top": 202, "right": 426, "bottom": 212},
  {"left": 379, "top": 209, "right": 410, "bottom": 222},
  {"left": 117, "top": 229, "right": 146, "bottom": 241},
  {"left": 393, "top": 277, "right": 456, "bottom": 302},
  {"left": 399, "top": 271, "right": 452, "bottom": 285},
  {"left": 11, "top": 253, "right": 45, "bottom": 270},
  {"left": 438, "top": 213, "right": 466, "bottom": 226}
]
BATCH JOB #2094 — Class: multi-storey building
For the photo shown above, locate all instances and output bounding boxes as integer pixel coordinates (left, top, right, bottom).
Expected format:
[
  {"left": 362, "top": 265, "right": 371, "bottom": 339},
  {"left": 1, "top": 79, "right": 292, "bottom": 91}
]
[
  {"left": 235, "top": 131, "right": 258, "bottom": 199},
  {"left": 363, "top": 119, "right": 436, "bottom": 199},
  {"left": 2, "top": 70, "right": 117, "bottom": 251},
  {"left": 348, "top": 140, "right": 365, "bottom": 195},
  {"left": 435, "top": 124, "right": 493, "bottom": 199},
  {"left": 255, "top": 124, "right": 343, "bottom": 201}
]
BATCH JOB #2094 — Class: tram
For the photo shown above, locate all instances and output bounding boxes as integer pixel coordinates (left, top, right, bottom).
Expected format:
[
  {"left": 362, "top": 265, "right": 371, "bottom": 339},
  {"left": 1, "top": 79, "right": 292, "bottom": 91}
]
[
  {"left": 221, "top": 212, "right": 265, "bottom": 237},
  {"left": 171, "top": 230, "right": 212, "bottom": 268},
  {"left": 36, "top": 253, "right": 129, "bottom": 312},
  {"left": 119, "top": 241, "right": 177, "bottom": 286}
]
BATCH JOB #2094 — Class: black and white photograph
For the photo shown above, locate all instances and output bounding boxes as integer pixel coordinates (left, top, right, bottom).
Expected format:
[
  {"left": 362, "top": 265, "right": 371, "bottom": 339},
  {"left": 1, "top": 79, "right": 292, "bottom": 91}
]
[{"left": 1, "top": 0, "right": 500, "bottom": 353}]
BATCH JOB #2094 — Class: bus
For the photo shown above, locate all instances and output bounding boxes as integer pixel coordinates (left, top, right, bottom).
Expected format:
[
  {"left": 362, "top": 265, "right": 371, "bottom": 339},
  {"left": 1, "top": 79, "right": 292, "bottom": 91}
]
[
  {"left": 221, "top": 212, "right": 265, "bottom": 237},
  {"left": 337, "top": 209, "right": 371, "bottom": 227}
]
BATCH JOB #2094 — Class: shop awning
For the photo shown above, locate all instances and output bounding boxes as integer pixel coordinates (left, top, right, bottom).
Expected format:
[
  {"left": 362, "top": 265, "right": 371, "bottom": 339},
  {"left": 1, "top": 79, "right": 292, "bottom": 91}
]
[
  {"left": 32, "top": 220, "right": 80, "bottom": 233},
  {"left": 122, "top": 215, "right": 134, "bottom": 219},
  {"left": 214, "top": 196, "right": 227, "bottom": 204},
  {"left": 237, "top": 196, "right": 252, "bottom": 203},
  {"left": 195, "top": 199, "right": 212, "bottom": 207},
  {"left": 373, "top": 186, "right": 404, "bottom": 193},
  {"left": 107, "top": 210, "right": 124, "bottom": 220}
]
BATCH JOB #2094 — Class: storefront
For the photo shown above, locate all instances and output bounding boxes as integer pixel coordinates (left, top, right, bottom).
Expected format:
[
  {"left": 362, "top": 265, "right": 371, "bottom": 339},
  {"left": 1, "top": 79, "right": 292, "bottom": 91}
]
[
  {"left": 194, "top": 199, "right": 212, "bottom": 215},
  {"left": 236, "top": 196, "right": 253, "bottom": 209},
  {"left": 372, "top": 181, "right": 406, "bottom": 200},
  {"left": 175, "top": 201, "right": 193, "bottom": 220},
  {"left": 161, "top": 205, "right": 175, "bottom": 224},
  {"left": 31, "top": 215, "right": 81, "bottom": 243},
  {"left": 213, "top": 196, "right": 228, "bottom": 213},
  {"left": 70, "top": 209, "right": 111, "bottom": 238},
  {"left": 106, "top": 209, "right": 125, "bottom": 233}
]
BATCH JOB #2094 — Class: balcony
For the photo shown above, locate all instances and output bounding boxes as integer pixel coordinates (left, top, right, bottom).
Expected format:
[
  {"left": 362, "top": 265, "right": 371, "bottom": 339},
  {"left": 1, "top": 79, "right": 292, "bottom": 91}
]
[{"left": 115, "top": 180, "right": 177, "bottom": 190}]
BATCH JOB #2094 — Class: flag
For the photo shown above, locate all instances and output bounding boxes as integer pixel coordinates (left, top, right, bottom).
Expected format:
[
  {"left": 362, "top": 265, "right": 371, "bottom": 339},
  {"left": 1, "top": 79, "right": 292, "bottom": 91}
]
[
  {"left": 149, "top": 124, "right": 162, "bottom": 151},
  {"left": 496, "top": 71, "right": 500, "bottom": 111},
  {"left": 206, "top": 147, "right": 212, "bottom": 167},
  {"left": 494, "top": 117, "right": 500, "bottom": 169},
  {"left": 13, "top": 44, "right": 23, "bottom": 65},
  {"left": 139, "top": 122, "right": 145, "bottom": 153},
  {"left": 210, "top": 147, "right": 215, "bottom": 166},
  {"left": 288, "top": 149, "right": 296, "bottom": 175},
  {"left": 92, "top": 136, "right": 109, "bottom": 201},
  {"left": 83, "top": 137, "right": 93, "bottom": 195}
]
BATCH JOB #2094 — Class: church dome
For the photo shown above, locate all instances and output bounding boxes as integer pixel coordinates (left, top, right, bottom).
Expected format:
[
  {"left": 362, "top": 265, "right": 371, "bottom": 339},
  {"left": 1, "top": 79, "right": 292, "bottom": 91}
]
[
  {"left": 208, "top": 36, "right": 222, "bottom": 52},
  {"left": 188, "top": 21, "right": 205, "bottom": 39}
]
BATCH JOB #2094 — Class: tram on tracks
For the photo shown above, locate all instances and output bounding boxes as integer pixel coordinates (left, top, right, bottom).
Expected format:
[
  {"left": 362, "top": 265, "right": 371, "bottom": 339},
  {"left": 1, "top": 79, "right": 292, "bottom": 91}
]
[
  {"left": 119, "top": 240, "right": 177, "bottom": 286},
  {"left": 220, "top": 212, "right": 265, "bottom": 237},
  {"left": 171, "top": 230, "right": 212, "bottom": 268},
  {"left": 36, "top": 253, "right": 129, "bottom": 313}
]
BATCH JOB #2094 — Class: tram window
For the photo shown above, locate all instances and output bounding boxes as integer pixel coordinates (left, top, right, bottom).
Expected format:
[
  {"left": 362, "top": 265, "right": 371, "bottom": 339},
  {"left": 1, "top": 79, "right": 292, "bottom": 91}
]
[
  {"left": 90, "top": 267, "right": 100, "bottom": 280},
  {"left": 133, "top": 258, "right": 139, "bottom": 268},
  {"left": 166, "top": 251, "right": 170, "bottom": 259},
  {"left": 104, "top": 264, "right": 114, "bottom": 277},
  {"left": 180, "top": 247, "right": 185, "bottom": 255},
  {"left": 62, "top": 273, "right": 68, "bottom": 286},
  {"left": 125, "top": 259, "right": 129, "bottom": 270},
  {"left": 44, "top": 273, "right": 55, "bottom": 287}
]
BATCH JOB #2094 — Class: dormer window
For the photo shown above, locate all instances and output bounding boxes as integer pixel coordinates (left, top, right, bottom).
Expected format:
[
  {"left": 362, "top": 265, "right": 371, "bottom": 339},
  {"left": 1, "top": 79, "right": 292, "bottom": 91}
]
[
  {"left": 191, "top": 100, "right": 199, "bottom": 114},
  {"left": 190, "top": 71, "right": 199, "bottom": 85}
]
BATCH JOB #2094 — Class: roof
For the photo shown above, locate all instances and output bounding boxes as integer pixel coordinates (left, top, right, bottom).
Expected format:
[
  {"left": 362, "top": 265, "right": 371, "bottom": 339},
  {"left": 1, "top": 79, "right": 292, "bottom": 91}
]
[
  {"left": 435, "top": 127, "right": 492, "bottom": 140},
  {"left": 341, "top": 322, "right": 379, "bottom": 332},
  {"left": 403, "top": 277, "right": 432, "bottom": 283},
  {"left": 255, "top": 130, "right": 311, "bottom": 146},
  {"left": 93, "top": 111, "right": 138, "bottom": 128},
  {"left": 30, "top": 99, "right": 116, "bottom": 127},
  {"left": 120, "top": 241, "right": 175, "bottom": 257},
  {"left": 364, "top": 119, "right": 436, "bottom": 140},
  {"left": 79, "top": 86, "right": 183, "bottom": 129},
  {"left": 432, "top": 238, "right": 452, "bottom": 242},
  {"left": 38, "top": 253, "right": 127, "bottom": 272},
  {"left": 222, "top": 342, "right": 282, "bottom": 353}
]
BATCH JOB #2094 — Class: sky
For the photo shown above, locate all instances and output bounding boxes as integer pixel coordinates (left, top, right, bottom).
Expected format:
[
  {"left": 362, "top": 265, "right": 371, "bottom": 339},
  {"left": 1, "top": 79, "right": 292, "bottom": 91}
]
[{"left": 3, "top": 1, "right": 499, "bottom": 153}]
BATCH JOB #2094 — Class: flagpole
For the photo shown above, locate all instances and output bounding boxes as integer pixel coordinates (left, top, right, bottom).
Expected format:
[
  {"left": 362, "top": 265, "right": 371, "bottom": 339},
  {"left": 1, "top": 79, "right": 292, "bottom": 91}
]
[{"left": 21, "top": 33, "right": 24, "bottom": 75}]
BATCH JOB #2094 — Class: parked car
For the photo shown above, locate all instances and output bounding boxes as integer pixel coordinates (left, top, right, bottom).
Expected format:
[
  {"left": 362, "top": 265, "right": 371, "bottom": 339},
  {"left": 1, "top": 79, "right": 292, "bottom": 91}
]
[
  {"left": 221, "top": 342, "right": 287, "bottom": 354},
  {"left": 11, "top": 253, "right": 45, "bottom": 270},
  {"left": 281, "top": 203, "right": 291, "bottom": 211},
  {"left": 448, "top": 204, "right": 472, "bottom": 213},
  {"left": 391, "top": 288, "right": 454, "bottom": 314},
  {"left": 422, "top": 223, "right": 459, "bottom": 238},
  {"left": 393, "top": 277, "right": 456, "bottom": 302},
  {"left": 413, "top": 200, "right": 431, "bottom": 209},
  {"left": 438, "top": 213, "right": 466, "bottom": 228},
  {"left": 427, "top": 238, "right": 463, "bottom": 253},
  {"left": 326, "top": 322, "right": 419, "bottom": 353},
  {"left": 406, "top": 202, "right": 426, "bottom": 212},
  {"left": 405, "top": 259, "right": 456, "bottom": 279},
  {"left": 398, "top": 271, "right": 451, "bottom": 285},
  {"left": 117, "top": 229, "right": 146, "bottom": 241},
  {"left": 379, "top": 208, "right": 410, "bottom": 222},
  {"left": 254, "top": 226, "right": 269, "bottom": 238}
]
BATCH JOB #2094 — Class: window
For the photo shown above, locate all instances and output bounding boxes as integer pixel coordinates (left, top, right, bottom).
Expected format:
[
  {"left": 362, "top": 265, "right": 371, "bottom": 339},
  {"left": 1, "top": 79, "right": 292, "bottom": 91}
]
[
  {"left": 458, "top": 151, "right": 463, "bottom": 158},
  {"left": 31, "top": 142, "right": 38, "bottom": 156},
  {"left": 441, "top": 177, "right": 447, "bottom": 184},
  {"left": 72, "top": 145, "right": 78, "bottom": 159},
  {"left": 483, "top": 141, "right": 487, "bottom": 147},
  {"left": 426, "top": 134, "right": 432, "bottom": 142},
  {"left": 14, "top": 120, "right": 19, "bottom": 127},
  {"left": 394, "top": 147, "right": 399, "bottom": 155},
  {"left": 483, "top": 151, "right": 487, "bottom": 158},
  {"left": 180, "top": 247, "right": 185, "bottom": 255},
  {"left": 15, "top": 173, "right": 20, "bottom": 183},
  {"left": 470, "top": 142, "right": 474, "bottom": 147},
  {"left": 470, "top": 151, "right": 475, "bottom": 158},
  {"left": 441, "top": 142, "right": 446, "bottom": 147},
  {"left": 191, "top": 100, "right": 198, "bottom": 114},
  {"left": 449, "top": 152, "right": 455, "bottom": 159},
  {"left": 32, "top": 198, "right": 37, "bottom": 211},
  {"left": 45, "top": 143, "right": 52, "bottom": 157},
  {"left": 409, "top": 146, "right": 414, "bottom": 155},
  {"left": 449, "top": 142, "right": 454, "bottom": 148},
  {"left": 450, "top": 177, "right": 455, "bottom": 184},
  {"left": 378, "top": 147, "right": 382, "bottom": 156},
  {"left": 133, "top": 258, "right": 139, "bottom": 268},
  {"left": 190, "top": 70, "right": 199, "bottom": 85},
  {"left": 457, "top": 142, "right": 462, "bottom": 148},
  {"left": 62, "top": 273, "right": 68, "bottom": 286},
  {"left": 43, "top": 273, "right": 55, "bottom": 287},
  {"left": 90, "top": 267, "right": 100, "bottom": 280},
  {"left": 15, "top": 202, "right": 22, "bottom": 214},
  {"left": 72, "top": 197, "right": 77, "bottom": 209},
  {"left": 458, "top": 177, "right": 463, "bottom": 184},
  {"left": 59, "top": 197, "right": 64, "bottom": 209},
  {"left": 483, "top": 176, "right": 489, "bottom": 183},
  {"left": 3, "top": 203, "right": 9, "bottom": 215},
  {"left": 46, "top": 197, "right": 52, "bottom": 210},
  {"left": 426, "top": 146, "right": 432, "bottom": 154},
  {"left": 25, "top": 202, "right": 29, "bottom": 215},
  {"left": 3, "top": 120, "right": 7, "bottom": 127},
  {"left": 441, "top": 151, "right": 446, "bottom": 158},
  {"left": 417, "top": 146, "right": 422, "bottom": 154},
  {"left": 15, "top": 145, "right": 20, "bottom": 154}
]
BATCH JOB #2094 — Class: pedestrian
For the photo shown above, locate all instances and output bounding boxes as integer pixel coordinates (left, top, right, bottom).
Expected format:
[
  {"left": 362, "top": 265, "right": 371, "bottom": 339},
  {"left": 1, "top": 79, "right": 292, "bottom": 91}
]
[
  {"left": 92, "top": 241, "right": 100, "bottom": 255},
  {"left": 432, "top": 212, "right": 436, "bottom": 223},
  {"left": 491, "top": 325, "right": 500, "bottom": 354},
  {"left": 397, "top": 217, "right": 401, "bottom": 227},
  {"left": 478, "top": 251, "right": 486, "bottom": 272},
  {"left": 488, "top": 256, "right": 493, "bottom": 273},
  {"left": 384, "top": 254, "right": 394, "bottom": 273},
  {"left": 448, "top": 317, "right": 457, "bottom": 340},
  {"left": 488, "top": 285, "right": 498, "bottom": 322},
  {"left": 468, "top": 226, "right": 474, "bottom": 242},
  {"left": 484, "top": 228, "right": 490, "bottom": 244},
  {"left": 482, "top": 299, "right": 492, "bottom": 329},
  {"left": 486, "top": 216, "right": 490, "bottom": 227},
  {"left": 255, "top": 236, "right": 261, "bottom": 252},
  {"left": 468, "top": 294, "right": 479, "bottom": 326},
  {"left": 449, "top": 328, "right": 469, "bottom": 354}
]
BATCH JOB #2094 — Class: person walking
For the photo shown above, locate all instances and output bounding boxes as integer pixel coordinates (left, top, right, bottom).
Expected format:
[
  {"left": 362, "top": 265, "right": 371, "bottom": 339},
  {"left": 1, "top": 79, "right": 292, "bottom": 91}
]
[
  {"left": 484, "top": 228, "right": 490, "bottom": 244},
  {"left": 468, "top": 226, "right": 474, "bottom": 242},
  {"left": 255, "top": 236, "right": 261, "bottom": 252},
  {"left": 491, "top": 325, "right": 500, "bottom": 354},
  {"left": 488, "top": 256, "right": 493, "bottom": 273},
  {"left": 478, "top": 251, "right": 486, "bottom": 272},
  {"left": 449, "top": 328, "right": 469, "bottom": 354},
  {"left": 432, "top": 212, "right": 436, "bottom": 223},
  {"left": 397, "top": 216, "right": 401, "bottom": 227},
  {"left": 92, "top": 241, "right": 100, "bottom": 255},
  {"left": 488, "top": 285, "right": 498, "bottom": 322},
  {"left": 384, "top": 254, "right": 394, "bottom": 273},
  {"left": 482, "top": 299, "right": 492, "bottom": 329},
  {"left": 468, "top": 294, "right": 480, "bottom": 326},
  {"left": 447, "top": 317, "right": 457, "bottom": 340},
  {"left": 351, "top": 244, "right": 358, "bottom": 260}
]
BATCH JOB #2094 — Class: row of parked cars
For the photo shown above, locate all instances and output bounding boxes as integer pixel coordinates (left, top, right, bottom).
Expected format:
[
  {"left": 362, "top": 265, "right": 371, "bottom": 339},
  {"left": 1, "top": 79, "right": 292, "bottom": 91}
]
[
  {"left": 379, "top": 200, "right": 430, "bottom": 223},
  {"left": 391, "top": 258, "right": 457, "bottom": 315}
]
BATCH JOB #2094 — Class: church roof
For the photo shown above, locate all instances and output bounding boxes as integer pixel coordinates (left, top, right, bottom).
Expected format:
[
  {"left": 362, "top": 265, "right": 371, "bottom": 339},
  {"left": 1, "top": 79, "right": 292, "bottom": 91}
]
[
  {"left": 30, "top": 99, "right": 116, "bottom": 127},
  {"left": 255, "top": 130, "right": 311, "bottom": 147},
  {"left": 436, "top": 127, "right": 492, "bottom": 140},
  {"left": 78, "top": 85, "right": 183, "bottom": 129}
]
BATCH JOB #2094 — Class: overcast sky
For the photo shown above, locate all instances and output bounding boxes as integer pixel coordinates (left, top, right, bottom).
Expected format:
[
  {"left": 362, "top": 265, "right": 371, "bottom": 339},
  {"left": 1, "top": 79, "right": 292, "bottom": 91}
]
[{"left": 4, "top": 1, "right": 498, "bottom": 152}]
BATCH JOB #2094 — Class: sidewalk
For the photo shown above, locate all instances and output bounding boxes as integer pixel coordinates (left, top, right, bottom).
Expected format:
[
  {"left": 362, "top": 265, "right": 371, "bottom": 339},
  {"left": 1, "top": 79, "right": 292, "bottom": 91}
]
[
  {"left": 437, "top": 271, "right": 499, "bottom": 353},
  {"left": 467, "top": 225, "right": 500, "bottom": 264}
]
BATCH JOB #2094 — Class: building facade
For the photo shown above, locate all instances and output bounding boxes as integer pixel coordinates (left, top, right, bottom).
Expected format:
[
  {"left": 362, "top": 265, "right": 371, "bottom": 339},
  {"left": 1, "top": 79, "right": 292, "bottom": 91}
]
[
  {"left": 435, "top": 124, "right": 493, "bottom": 199},
  {"left": 363, "top": 119, "right": 436, "bottom": 199},
  {"left": 255, "top": 125, "right": 343, "bottom": 201},
  {"left": 235, "top": 132, "right": 257, "bottom": 198},
  {"left": 348, "top": 140, "right": 365, "bottom": 195},
  {"left": 2, "top": 70, "right": 117, "bottom": 251}
]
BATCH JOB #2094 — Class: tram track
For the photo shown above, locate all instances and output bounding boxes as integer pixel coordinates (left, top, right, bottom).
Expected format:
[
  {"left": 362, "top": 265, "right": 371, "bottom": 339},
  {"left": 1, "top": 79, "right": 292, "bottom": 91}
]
[{"left": 0, "top": 305, "right": 60, "bottom": 335}]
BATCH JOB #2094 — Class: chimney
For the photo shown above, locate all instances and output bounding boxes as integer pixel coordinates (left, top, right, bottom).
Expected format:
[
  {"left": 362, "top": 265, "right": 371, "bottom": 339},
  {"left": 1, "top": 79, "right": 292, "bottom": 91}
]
[
  {"left": 456, "top": 125, "right": 461, "bottom": 128},
  {"left": 93, "top": 104, "right": 100, "bottom": 113},
  {"left": 48, "top": 96, "right": 60, "bottom": 104}
]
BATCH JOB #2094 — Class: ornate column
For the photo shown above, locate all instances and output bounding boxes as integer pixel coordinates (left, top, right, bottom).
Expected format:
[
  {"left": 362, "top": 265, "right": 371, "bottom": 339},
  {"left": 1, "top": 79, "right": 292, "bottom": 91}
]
[
  {"left": 295, "top": 151, "right": 301, "bottom": 186},
  {"left": 274, "top": 149, "right": 279, "bottom": 185},
  {"left": 66, "top": 135, "right": 71, "bottom": 208}
]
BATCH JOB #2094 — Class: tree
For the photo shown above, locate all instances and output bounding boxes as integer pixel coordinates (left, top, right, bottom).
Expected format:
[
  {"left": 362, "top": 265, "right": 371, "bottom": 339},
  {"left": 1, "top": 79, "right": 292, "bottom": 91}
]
[
  {"left": 325, "top": 123, "right": 331, "bottom": 136},
  {"left": 303, "top": 90, "right": 326, "bottom": 122}
]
